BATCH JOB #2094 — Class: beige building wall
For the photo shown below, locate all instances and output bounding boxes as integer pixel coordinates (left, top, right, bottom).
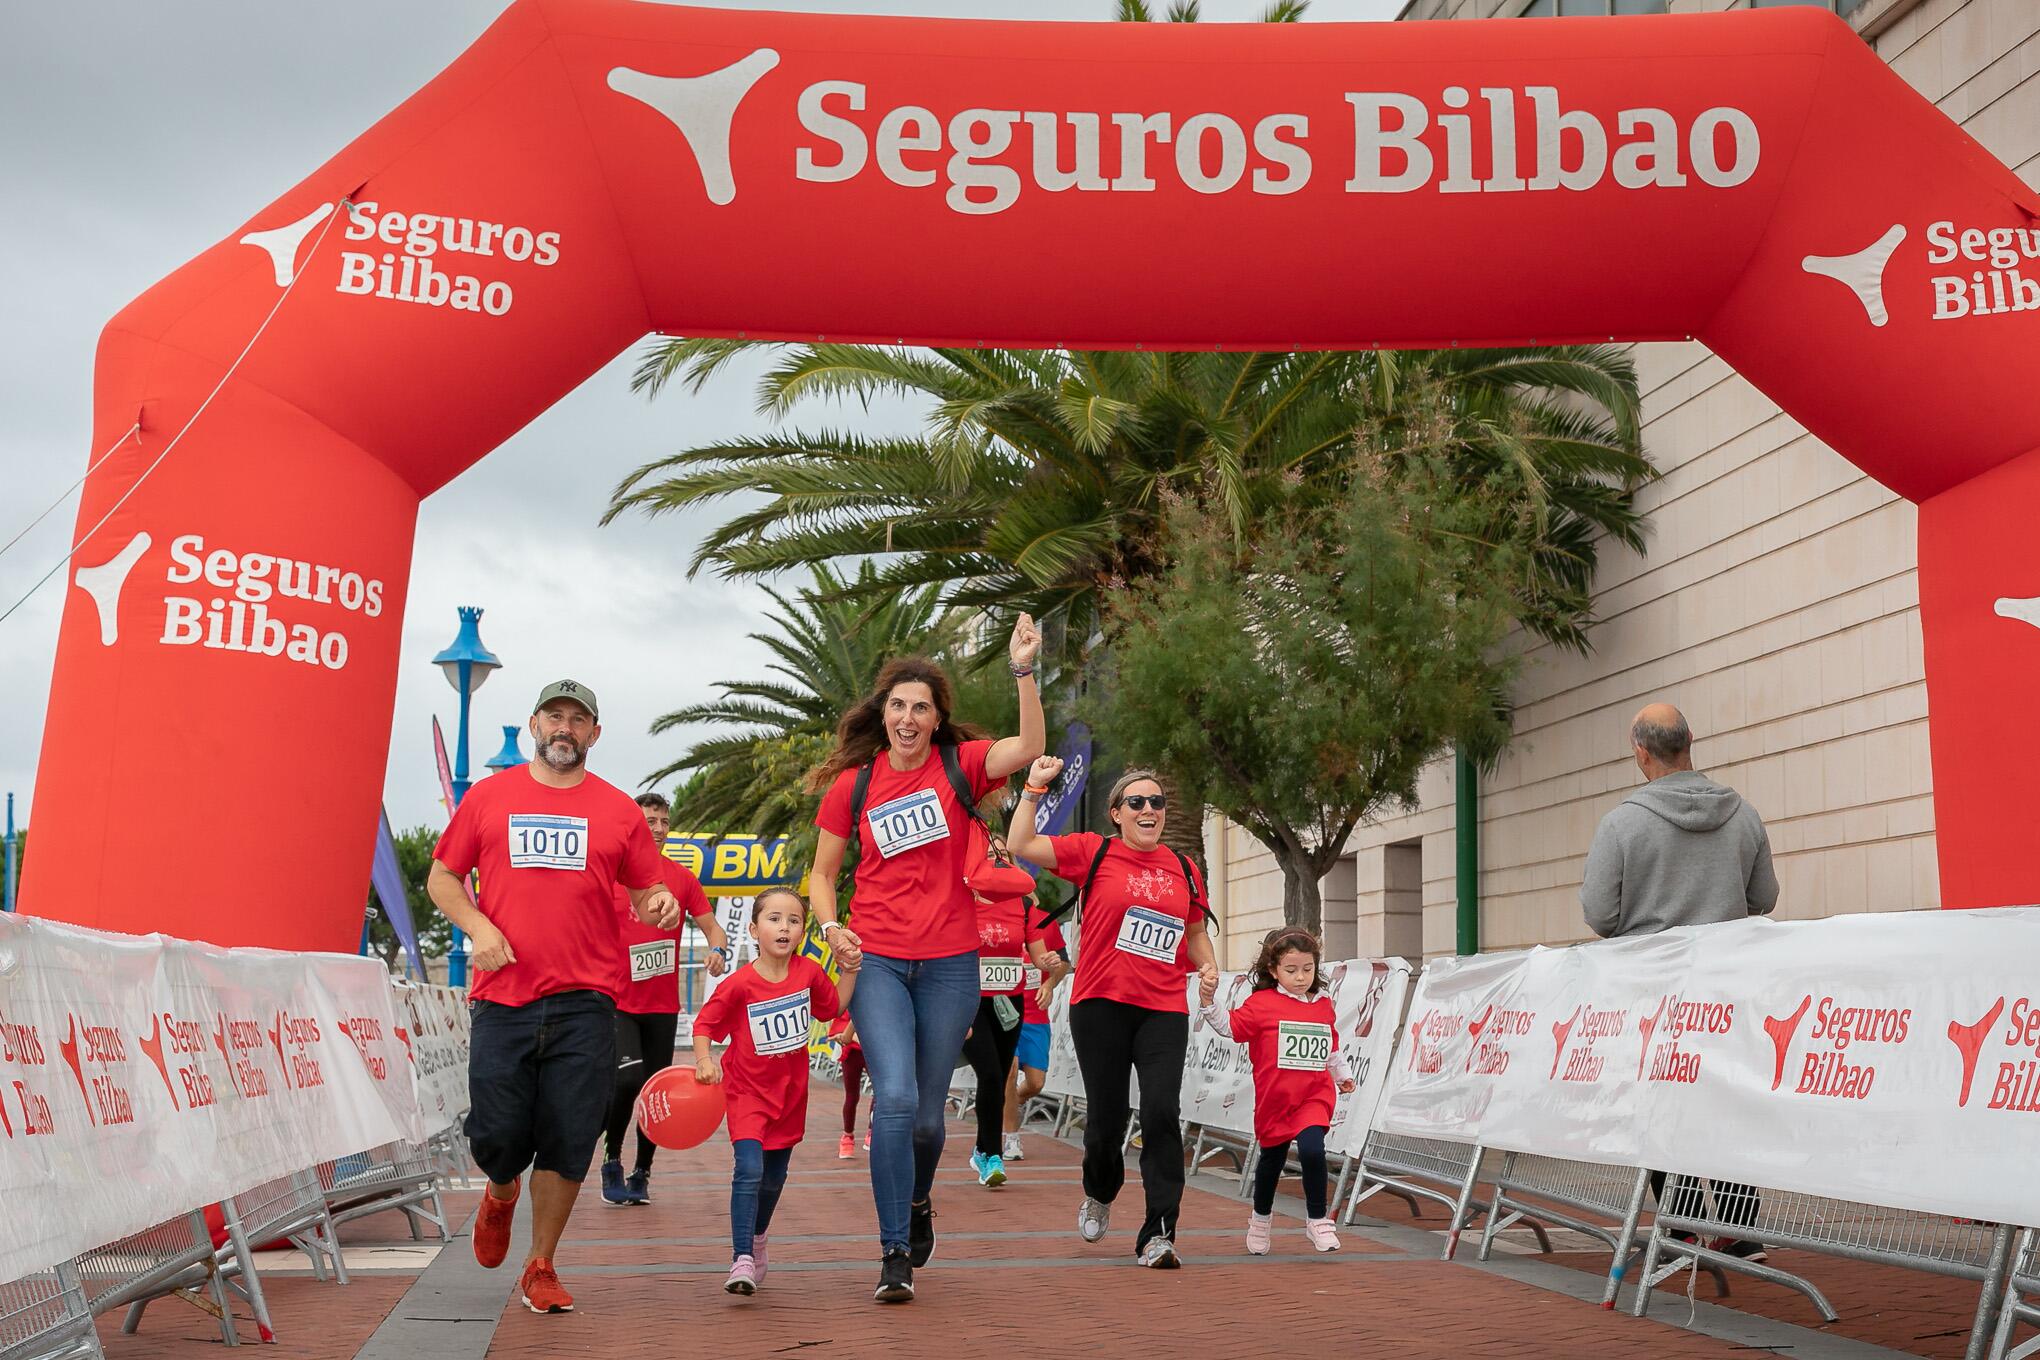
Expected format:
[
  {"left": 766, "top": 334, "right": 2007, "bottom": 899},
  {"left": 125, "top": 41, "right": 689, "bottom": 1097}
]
[{"left": 1211, "top": 0, "right": 2040, "bottom": 968}]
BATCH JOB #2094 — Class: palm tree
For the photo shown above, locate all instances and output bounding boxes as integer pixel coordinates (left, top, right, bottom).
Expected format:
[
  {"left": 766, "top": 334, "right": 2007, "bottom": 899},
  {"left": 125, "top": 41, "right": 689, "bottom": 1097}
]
[{"left": 648, "top": 561, "right": 969, "bottom": 860}]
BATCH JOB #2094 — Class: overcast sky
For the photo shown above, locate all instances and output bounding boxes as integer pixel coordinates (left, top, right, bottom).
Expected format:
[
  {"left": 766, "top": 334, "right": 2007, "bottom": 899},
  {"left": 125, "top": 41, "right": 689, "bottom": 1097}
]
[{"left": 0, "top": 0, "right": 1402, "bottom": 837}]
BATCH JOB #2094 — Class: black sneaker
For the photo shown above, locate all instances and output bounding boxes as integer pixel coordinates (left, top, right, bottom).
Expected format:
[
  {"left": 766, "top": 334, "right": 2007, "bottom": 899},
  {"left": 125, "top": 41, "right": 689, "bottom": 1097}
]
[
  {"left": 1711, "top": 1236, "right": 1769, "bottom": 1264},
  {"left": 873, "top": 1249, "right": 914, "bottom": 1303},
  {"left": 908, "top": 1199, "right": 936, "bottom": 1267}
]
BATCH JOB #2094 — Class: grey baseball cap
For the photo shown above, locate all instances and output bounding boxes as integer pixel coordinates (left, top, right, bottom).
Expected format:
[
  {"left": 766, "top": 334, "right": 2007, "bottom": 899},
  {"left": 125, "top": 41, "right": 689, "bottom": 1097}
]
[{"left": 533, "top": 679, "right": 598, "bottom": 722}]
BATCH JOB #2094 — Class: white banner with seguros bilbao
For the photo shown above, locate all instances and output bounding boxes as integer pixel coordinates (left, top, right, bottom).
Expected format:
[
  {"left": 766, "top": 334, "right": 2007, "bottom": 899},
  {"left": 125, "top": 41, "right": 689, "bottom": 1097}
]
[
  {"left": 1373, "top": 908, "right": 2040, "bottom": 1227},
  {"left": 0, "top": 914, "right": 425, "bottom": 1286},
  {"left": 395, "top": 980, "right": 471, "bottom": 1138}
]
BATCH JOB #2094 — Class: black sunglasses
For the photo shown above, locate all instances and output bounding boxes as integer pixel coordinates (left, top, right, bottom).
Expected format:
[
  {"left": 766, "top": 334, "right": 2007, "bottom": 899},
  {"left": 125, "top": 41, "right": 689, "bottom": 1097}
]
[{"left": 1119, "top": 794, "right": 1168, "bottom": 812}]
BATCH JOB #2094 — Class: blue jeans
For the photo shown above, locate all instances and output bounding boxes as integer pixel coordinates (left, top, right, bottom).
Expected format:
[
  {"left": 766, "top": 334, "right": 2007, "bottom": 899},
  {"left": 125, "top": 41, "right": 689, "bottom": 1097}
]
[
  {"left": 847, "top": 950, "right": 980, "bottom": 1251},
  {"left": 731, "top": 1140, "right": 792, "bottom": 1259}
]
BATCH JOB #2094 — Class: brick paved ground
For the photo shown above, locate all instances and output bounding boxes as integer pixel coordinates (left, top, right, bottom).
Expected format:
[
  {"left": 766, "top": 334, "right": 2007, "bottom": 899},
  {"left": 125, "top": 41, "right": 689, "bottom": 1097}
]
[{"left": 88, "top": 1090, "right": 2006, "bottom": 1358}]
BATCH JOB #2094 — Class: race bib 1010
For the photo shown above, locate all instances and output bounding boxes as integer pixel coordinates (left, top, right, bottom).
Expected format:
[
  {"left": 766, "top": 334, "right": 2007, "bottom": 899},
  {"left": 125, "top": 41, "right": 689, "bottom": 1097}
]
[
  {"left": 629, "top": 940, "right": 676, "bottom": 982},
  {"left": 980, "top": 957, "right": 1025, "bottom": 993},
  {"left": 507, "top": 814, "right": 588, "bottom": 870},
  {"left": 1114, "top": 906, "right": 1184, "bottom": 964},
  {"left": 867, "top": 787, "right": 949, "bottom": 859},
  {"left": 746, "top": 991, "right": 812, "bottom": 1056},
  {"left": 1277, "top": 1020, "right": 1333, "bottom": 1073}
]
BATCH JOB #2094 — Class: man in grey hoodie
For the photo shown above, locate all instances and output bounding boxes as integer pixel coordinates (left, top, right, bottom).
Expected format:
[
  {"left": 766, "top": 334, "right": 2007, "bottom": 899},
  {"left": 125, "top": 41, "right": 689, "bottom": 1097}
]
[
  {"left": 1581, "top": 702, "right": 1777, "bottom": 1262},
  {"left": 1581, "top": 704, "right": 1778, "bottom": 939}
]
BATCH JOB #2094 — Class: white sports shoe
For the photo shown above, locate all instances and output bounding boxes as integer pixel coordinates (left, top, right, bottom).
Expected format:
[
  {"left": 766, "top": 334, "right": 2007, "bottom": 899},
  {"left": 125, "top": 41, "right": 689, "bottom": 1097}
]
[
  {"left": 1002, "top": 1133, "right": 1025, "bottom": 1161},
  {"left": 1136, "top": 1236, "right": 1181, "bottom": 1269},
  {"left": 1305, "top": 1217, "right": 1341, "bottom": 1253},
  {"left": 1077, "top": 1197, "right": 1111, "bottom": 1243},
  {"left": 1246, "top": 1212, "right": 1273, "bottom": 1255}
]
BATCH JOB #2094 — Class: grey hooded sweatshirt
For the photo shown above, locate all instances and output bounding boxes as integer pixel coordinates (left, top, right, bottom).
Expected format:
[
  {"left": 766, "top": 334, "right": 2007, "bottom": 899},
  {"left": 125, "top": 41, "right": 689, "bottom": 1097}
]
[{"left": 1580, "top": 770, "right": 1779, "bottom": 938}]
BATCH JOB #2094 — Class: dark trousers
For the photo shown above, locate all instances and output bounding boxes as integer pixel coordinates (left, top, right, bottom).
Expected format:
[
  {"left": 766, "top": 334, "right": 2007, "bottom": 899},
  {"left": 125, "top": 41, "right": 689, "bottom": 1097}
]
[
  {"left": 959, "top": 995, "right": 1022, "bottom": 1156},
  {"left": 1252, "top": 1125, "right": 1330, "bottom": 1218},
  {"left": 730, "top": 1140, "right": 792, "bottom": 1259},
  {"left": 464, "top": 990, "right": 615, "bottom": 1185},
  {"left": 841, "top": 1047, "right": 867, "bottom": 1134},
  {"left": 1069, "top": 998, "right": 1188, "bottom": 1252},
  {"left": 1652, "top": 1171, "right": 1761, "bottom": 1234},
  {"left": 604, "top": 1010, "right": 679, "bottom": 1171}
]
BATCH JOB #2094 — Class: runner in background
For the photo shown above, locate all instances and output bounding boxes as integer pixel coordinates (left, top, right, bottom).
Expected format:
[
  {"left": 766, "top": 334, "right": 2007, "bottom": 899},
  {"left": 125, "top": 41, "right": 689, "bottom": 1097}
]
[
  {"left": 1198, "top": 928, "right": 1355, "bottom": 1254},
  {"left": 961, "top": 890, "right": 1065, "bottom": 1187},
  {"left": 1004, "top": 916, "right": 1067, "bottom": 1161},
  {"left": 601, "top": 792, "right": 730, "bottom": 1207},
  {"left": 1007, "top": 757, "right": 1217, "bottom": 1270},
  {"left": 694, "top": 887, "right": 859, "bottom": 1296},
  {"left": 807, "top": 616, "right": 1044, "bottom": 1304},
  {"left": 428, "top": 680, "right": 680, "bottom": 1316},
  {"left": 828, "top": 1014, "right": 870, "bottom": 1157}
]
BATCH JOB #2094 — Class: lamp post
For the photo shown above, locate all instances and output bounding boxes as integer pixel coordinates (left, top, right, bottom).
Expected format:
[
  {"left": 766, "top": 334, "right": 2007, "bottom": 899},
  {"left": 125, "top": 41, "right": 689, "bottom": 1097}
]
[
  {"left": 432, "top": 606, "right": 501, "bottom": 987},
  {"left": 484, "top": 726, "right": 525, "bottom": 774}
]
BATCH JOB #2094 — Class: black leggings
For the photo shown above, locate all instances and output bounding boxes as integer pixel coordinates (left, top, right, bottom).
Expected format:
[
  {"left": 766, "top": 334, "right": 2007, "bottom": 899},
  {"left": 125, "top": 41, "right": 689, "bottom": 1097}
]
[
  {"left": 1252, "top": 1125, "right": 1329, "bottom": 1218},
  {"left": 604, "top": 1010, "right": 679, "bottom": 1171},
  {"left": 959, "top": 996, "right": 1021, "bottom": 1157},
  {"left": 1068, "top": 998, "right": 1188, "bottom": 1252}
]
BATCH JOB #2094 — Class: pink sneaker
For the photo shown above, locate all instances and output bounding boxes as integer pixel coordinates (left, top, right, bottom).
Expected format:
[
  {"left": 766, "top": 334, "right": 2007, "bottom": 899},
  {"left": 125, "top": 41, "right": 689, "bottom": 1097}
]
[
  {"left": 1305, "top": 1218, "right": 1341, "bottom": 1253},
  {"left": 1246, "top": 1212, "right": 1272, "bottom": 1255},
  {"left": 724, "top": 1255, "right": 758, "bottom": 1296},
  {"left": 754, "top": 1234, "right": 770, "bottom": 1283},
  {"left": 839, "top": 1134, "right": 855, "bottom": 1159}
]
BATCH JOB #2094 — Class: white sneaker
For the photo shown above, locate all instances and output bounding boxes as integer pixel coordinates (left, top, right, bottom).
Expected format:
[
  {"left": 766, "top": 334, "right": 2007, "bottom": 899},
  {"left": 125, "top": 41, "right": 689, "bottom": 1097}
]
[
  {"left": 1305, "top": 1217, "right": 1341, "bottom": 1253},
  {"left": 1002, "top": 1133, "right": 1025, "bottom": 1161},
  {"left": 1077, "top": 1197, "right": 1110, "bottom": 1243},
  {"left": 1136, "top": 1236, "right": 1181, "bottom": 1269},
  {"left": 1246, "top": 1212, "right": 1272, "bottom": 1255}
]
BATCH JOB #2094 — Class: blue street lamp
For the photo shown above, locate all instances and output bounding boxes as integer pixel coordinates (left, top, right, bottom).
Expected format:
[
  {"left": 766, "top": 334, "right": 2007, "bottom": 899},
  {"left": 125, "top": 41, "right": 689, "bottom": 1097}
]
[
  {"left": 433, "top": 606, "right": 501, "bottom": 987},
  {"left": 484, "top": 725, "right": 525, "bottom": 773}
]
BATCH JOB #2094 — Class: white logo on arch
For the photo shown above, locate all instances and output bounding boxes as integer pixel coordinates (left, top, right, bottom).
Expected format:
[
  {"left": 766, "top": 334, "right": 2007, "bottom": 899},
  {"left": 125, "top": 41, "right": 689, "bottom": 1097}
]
[
  {"left": 608, "top": 49, "right": 781, "bottom": 206},
  {"left": 240, "top": 203, "right": 334, "bottom": 287},
  {"left": 1802, "top": 224, "right": 1906, "bottom": 328},
  {"left": 72, "top": 532, "right": 151, "bottom": 646}
]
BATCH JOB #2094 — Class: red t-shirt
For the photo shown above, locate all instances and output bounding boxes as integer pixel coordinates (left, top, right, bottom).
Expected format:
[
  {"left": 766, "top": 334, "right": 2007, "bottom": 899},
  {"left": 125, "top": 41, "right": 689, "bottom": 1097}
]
[
  {"left": 434, "top": 767, "right": 662, "bottom": 1007},
  {"left": 694, "top": 957, "right": 841, "bottom": 1150},
  {"left": 1227, "top": 988, "right": 1340, "bottom": 1146},
  {"left": 814, "top": 740, "right": 1003, "bottom": 961},
  {"left": 974, "top": 894, "right": 1048, "bottom": 996},
  {"left": 611, "top": 858, "right": 714, "bottom": 1016},
  {"left": 1022, "top": 922, "right": 1068, "bottom": 1023},
  {"left": 827, "top": 1014, "right": 859, "bottom": 1052},
  {"left": 1047, "top": 833, "right": 1204, "bottom": 1014}
]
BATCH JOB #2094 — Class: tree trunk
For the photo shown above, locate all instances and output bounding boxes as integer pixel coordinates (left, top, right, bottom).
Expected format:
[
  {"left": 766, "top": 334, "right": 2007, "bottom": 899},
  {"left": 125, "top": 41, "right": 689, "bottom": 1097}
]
[{"left": 1274, "top": 846, "right": 1324, "bottom": 934}]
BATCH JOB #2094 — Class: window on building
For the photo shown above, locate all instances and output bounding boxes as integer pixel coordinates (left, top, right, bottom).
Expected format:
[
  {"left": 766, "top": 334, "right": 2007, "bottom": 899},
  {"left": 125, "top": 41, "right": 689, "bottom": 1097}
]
[
  {"left": 1519, "top": 0, "right": 1672, "bottom": 14},
  {"left": 1750, "top": 0, "right": 1871, "bottom": 15}
]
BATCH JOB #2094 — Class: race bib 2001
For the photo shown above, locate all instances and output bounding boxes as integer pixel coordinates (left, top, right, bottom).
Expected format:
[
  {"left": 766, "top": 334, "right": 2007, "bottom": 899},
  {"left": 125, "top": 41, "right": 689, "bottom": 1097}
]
[
  {"left": 1277, "top": 1020, "right": 1333, "bottom": 1073},
  {"left": 1114, "top": 906, "right": 1184, "bottom": 964},
  {"left": 507, "top": 814, "right": 587, "bottom": 870},
  {"left": 746, "top": 991, "right": 812, "bottom": 1056},
  {"left": 867, "top": 787, "right": 949, "bottom": 859},
  {"left": 980, "top": 957, "right": 1025, "bottom": 994},
  {"left": 629, "top": 940, "right": 676, "bottom": 982}
]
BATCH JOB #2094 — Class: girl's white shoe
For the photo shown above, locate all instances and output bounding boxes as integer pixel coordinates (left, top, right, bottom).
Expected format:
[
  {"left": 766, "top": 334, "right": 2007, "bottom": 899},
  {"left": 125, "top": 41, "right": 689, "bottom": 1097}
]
[
  {"left": 1305, "top": 1217, "right": 1341, "bottom": 1252},
  {"left": 1246, "top": 1212, "right": 1273, "bottom": 1255}
]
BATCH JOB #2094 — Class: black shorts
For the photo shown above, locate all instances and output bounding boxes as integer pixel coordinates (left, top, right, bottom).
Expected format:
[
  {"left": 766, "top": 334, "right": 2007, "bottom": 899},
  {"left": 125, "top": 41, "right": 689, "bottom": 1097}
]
[{"left": 464, "top": 990, "right": 616, "bottom": 1184}]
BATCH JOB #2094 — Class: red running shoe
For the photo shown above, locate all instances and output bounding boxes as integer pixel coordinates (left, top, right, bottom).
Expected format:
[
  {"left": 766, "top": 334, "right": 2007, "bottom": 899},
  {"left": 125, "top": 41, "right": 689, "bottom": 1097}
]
[
  {"left": 472, "top": 1181, "right": 520, "bottom": 1269},
  {"left": 519, "top": 1257, "right": 574, "bottom": 1313}
]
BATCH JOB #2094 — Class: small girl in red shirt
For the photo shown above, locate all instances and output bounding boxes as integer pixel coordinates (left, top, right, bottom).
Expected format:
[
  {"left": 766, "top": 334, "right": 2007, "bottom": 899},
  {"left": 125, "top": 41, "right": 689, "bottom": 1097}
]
[
  {"left": 1198, "top": 928, "right": 1356, "bottom": 1256},
  {"left": 694, "top": 887, "right": 859, "bottom": 1295}
]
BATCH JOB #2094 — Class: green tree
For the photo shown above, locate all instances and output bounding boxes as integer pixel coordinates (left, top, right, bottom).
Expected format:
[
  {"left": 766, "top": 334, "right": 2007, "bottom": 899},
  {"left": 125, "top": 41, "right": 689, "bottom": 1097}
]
[
  {"left": 366, "top": 823, "right": 453, "bottom": 973},
  {"left": 1094, "top": 472, "right": 1522, "bottom": 932}
]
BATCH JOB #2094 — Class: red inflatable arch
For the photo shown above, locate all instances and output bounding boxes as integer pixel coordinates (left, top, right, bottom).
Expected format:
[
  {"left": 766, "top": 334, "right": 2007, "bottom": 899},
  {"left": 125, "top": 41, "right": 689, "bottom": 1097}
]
[{"left": 26, "top": 2, "right": 2040, "bottom": 950}]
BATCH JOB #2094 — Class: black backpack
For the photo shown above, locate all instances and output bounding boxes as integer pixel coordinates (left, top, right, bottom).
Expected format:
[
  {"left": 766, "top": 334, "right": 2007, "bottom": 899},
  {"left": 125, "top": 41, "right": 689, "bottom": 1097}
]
[
  {"left": 847, "top": 741, "right": 984, "bottom": 834},
  {"left": 1035, "top": 835, "right": 1214, "bottom": 930}
]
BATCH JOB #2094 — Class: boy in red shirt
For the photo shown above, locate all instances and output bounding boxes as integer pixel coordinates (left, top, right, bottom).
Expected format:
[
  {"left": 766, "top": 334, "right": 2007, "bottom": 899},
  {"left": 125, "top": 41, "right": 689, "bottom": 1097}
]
[
  {"left": 695, "top": 887, "right": 859, "bottom": 1296},
  {"left": 429, "top": 680, "right": 681, "bottom": 1316}
]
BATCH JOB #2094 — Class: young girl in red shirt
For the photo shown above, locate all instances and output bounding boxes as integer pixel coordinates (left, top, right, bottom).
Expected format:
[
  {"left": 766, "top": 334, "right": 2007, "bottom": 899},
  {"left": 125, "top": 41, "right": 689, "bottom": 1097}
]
[
  {"left": 1198, "top": 928, "right": 1356, "bottom": 1256},
  {"left": 694, "top": 887, "right": 859, "bottom": 1295}
]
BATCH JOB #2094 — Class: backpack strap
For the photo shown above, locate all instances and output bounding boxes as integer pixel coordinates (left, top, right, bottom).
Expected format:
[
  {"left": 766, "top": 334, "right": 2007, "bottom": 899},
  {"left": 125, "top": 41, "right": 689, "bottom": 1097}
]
[
  {"left": 938, "top": 741, "right": 985, "bottom": 826},
  {"left": 1170, "top": 848, "right": 1217, "bottom": 927},
  {"left": 1038, "top": 836, "right": 1115, "bottom": 927},
  {"left": 848, "top": 756, "right": 878, "bottom": 830}
]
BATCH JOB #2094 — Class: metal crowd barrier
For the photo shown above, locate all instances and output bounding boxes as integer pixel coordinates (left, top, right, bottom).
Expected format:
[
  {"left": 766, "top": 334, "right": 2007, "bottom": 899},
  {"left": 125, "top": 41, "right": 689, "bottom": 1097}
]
[
  {"left": 73, "top": 1212, "right": 236, "bottom": 1347},
  {"left": 319, "top": 1141, "right": 452, "bottom": 1242},
  {"left": 1341, "top": 1130, "right": 1502, "bottom": 1260},
  {"left": 0, "top": 1262, "right": 99, "bottom": 1360},
  {"left": 1634, "top": 1175, "right": 2023, "bottom": 1360},
  {"left": 1988, "top": 1226, "right": 2039, "bottom": 1359}
]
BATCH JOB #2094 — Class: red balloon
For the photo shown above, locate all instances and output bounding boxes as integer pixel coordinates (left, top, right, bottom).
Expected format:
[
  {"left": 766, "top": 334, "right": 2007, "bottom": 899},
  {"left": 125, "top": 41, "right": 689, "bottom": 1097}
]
[{"left": 634, "top": 1066, "right": 726, "bottom": 1151}]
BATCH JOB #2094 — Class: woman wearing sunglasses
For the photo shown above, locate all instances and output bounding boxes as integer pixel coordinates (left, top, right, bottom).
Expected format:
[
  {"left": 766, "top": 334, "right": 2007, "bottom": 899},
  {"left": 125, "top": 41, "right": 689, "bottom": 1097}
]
[{"left": 1006, "top": 758, "right": 1218, "bottom": 1270}]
